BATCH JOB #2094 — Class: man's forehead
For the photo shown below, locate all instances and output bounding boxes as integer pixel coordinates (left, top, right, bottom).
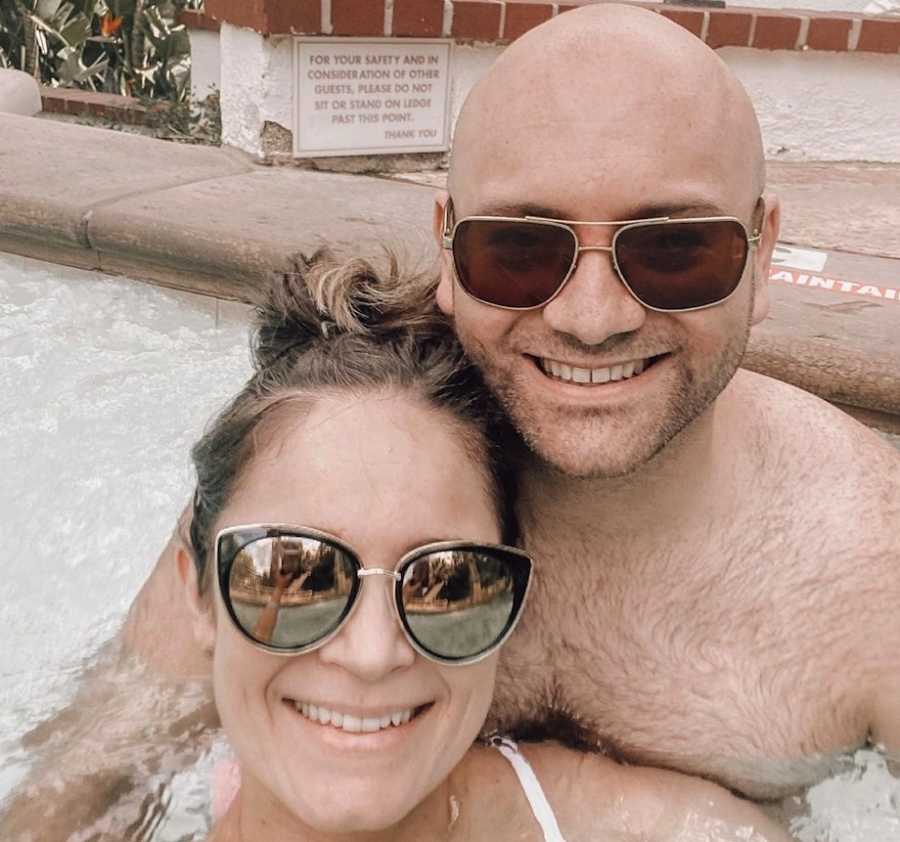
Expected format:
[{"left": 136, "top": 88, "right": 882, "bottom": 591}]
[
  {"left": 452, "top": 98, "right": 754, "bottom": 219},
  {"left": 449, "top": 6, "right": 763, "bottom": 213}
]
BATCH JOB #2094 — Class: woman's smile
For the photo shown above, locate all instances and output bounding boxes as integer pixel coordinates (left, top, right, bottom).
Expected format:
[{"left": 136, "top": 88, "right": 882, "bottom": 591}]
[
  {"left": 284, "top": 697, "right": 434, "bottom": 732},
  {"left": 278, "top": 696, "right": 437, "bottom": 752}
]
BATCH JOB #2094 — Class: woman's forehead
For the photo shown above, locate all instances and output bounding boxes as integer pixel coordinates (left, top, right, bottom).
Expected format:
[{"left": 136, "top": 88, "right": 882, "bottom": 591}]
[{"left": 222, "top": 394, "right": 498, "bottom": 551}]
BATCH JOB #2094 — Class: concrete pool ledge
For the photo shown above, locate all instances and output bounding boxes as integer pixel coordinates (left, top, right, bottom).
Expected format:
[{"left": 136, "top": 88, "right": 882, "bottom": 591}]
[{"left": 0, "top": 112, "right": 898, "bottom": 432}]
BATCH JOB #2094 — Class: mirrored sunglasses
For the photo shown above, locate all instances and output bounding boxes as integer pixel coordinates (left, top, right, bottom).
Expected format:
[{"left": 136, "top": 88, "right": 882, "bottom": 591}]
[{"left": 216, "top": 525, "right": 533, "bottom": 666}]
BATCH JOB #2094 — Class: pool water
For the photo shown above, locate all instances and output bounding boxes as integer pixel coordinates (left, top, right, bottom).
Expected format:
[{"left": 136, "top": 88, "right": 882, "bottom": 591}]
[
  {"left": 0, "top": 253, "right": 897, "bottom": 841},
  {"left": 0, "top": 253, "right": 251, "bottom": 839}
]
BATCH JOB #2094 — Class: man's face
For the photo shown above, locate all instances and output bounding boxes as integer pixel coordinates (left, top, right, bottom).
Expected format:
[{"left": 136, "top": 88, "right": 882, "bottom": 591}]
[{"left": 438, "top": 82, "right": 774, "bottom": 479}]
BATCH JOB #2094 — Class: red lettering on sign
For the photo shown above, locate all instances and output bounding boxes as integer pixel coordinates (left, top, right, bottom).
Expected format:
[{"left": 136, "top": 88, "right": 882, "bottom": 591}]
[{"left": 768, "top": 268, "right": 898, "bottom": 303}]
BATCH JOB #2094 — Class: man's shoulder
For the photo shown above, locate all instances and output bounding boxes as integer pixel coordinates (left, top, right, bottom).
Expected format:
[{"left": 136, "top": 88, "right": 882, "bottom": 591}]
[
  {"left": 726, "top": 369, "right": 898, "bottom": 525},
  {"left": 729, "top": 369, "right": 897, "bottom": 467}
]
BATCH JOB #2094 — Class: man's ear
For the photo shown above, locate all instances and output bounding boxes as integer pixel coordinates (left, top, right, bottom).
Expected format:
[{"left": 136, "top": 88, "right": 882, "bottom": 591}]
[
  {"left": 749, "top": 192, "right": 780, "bottom": 326},
  {"left": 433, "top": 189, "right": 455, "bottom": 316},
  {"left": 177, "top": 546, "right": 216, "bottom": 656}
]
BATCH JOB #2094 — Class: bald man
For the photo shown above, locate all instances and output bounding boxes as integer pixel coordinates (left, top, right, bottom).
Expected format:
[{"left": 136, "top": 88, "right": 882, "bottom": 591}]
[
  {"left": 5, "top": 5, "right": 898, "bottom": 839},
  {"left": 434, "top": 5, "right": 899, "bottom": 802}
]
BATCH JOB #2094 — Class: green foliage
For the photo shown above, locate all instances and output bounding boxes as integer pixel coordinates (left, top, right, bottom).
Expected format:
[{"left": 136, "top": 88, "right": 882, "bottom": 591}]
[{"left": 0, "top": 0, "right": 202, "bottom": 101}]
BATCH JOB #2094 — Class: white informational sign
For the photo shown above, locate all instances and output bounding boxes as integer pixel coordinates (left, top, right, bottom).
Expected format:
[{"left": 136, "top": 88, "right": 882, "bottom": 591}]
[
  {"left": 293, "top": 38, "right": 452, "bottom": 158},
  {"left": 771, "top": 244, "right": 829, "bottom": 272}
]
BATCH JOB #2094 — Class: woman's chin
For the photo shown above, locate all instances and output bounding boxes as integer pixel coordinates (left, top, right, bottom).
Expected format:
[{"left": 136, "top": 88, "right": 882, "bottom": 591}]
[{"left": 283, "top": 796, "right": 415, "bottom": 836}]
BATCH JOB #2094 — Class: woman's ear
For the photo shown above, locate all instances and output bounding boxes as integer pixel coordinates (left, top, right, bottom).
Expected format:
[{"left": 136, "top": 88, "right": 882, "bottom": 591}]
[{"left": 177, "top": 547, "right": 216, "bottom": 657}]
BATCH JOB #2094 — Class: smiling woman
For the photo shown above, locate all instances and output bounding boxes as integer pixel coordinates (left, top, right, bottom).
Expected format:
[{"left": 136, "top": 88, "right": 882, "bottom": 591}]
[{"left": 172, "top": 250, "right": 792, "bottom": 842}]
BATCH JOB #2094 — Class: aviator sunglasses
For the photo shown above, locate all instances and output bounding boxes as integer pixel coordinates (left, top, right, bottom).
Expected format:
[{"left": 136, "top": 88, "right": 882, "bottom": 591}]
[
  {"left": 442, "top": 199, "right": 762, "bottom": 312},
  {"left": 216, "top": 525, "right": 533, "bottom": 665}
]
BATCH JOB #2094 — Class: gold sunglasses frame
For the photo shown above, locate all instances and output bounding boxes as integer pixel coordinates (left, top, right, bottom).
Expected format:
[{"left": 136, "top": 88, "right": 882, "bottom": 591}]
[{"left": 441, "top": 201, "right": 762, "bottom": 314}]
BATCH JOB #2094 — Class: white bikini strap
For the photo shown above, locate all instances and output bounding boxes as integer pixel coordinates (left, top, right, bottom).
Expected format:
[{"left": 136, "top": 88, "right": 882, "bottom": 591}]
[{"left": 490, "top": 736, "right": 568, "bottom": 842}]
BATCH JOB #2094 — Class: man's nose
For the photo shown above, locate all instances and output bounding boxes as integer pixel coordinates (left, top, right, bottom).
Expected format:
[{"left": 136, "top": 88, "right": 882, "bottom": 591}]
[
  {"left": 316, "top": 574, "right": 416, "bottom": 681},
  {"left": 541, "top": 246, "right": 647, "bottom": 345}
]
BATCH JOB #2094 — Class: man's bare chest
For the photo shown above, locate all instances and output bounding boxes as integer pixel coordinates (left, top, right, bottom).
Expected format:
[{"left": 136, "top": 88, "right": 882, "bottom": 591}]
[{"left": 489, "top": 528, "right": 871, "bottom": 798}]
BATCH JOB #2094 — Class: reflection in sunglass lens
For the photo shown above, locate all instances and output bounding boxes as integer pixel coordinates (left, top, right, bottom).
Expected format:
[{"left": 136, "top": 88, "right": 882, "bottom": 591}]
[
  {"left": 228, "top": 536, "right": 357, "bottom": 649},
  {"left": 401, "top": 549, "right": 517, "bottom": 660},
  {"left": 453, "top": 219, "right": 576, "bottom": 308},
  {"left": 615, "top": 220, "right": 749, "bottom": 310}
]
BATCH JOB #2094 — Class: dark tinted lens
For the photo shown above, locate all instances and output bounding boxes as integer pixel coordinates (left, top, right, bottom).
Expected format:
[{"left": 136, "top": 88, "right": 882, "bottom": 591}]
[
  {"left": 227, "top": 535, "right": 357, "bottom": 649},
  {"left": 400, "top": 549, "right": 520, "bottom": 660},
  {"left": 453, "top": 219, "right": 576, "bottom": 308},
  {"left": 615, "top": 220, "right": 749, "bottom": 310}
]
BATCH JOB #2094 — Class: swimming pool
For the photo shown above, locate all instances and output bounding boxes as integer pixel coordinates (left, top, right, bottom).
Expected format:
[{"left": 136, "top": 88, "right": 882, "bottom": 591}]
[{"left": 1, "top": 253, "right": 897, "bottom": 840}]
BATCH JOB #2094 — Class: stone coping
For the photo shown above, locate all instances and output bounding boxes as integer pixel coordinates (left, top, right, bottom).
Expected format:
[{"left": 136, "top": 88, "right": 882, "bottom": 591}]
[
  {"left": 179, "top": 1, "right": 900, "bottom": 55},
  {"left": 0, "top": 112, "right": 897, "bottom": 432}
]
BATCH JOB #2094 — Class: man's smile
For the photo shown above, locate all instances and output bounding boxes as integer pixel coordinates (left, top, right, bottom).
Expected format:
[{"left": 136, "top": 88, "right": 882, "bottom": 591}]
[{"left": 530, "top": 354, "right": 669, "bottom": 386}]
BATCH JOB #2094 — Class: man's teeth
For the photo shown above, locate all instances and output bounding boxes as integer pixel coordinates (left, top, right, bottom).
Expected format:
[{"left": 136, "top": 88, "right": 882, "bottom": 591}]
[
  {"left": 540, "top": 358, "right": 647, "bottom": 384},
  {"left": 295, "top": 701, "right": 414, "bottom": 732}
]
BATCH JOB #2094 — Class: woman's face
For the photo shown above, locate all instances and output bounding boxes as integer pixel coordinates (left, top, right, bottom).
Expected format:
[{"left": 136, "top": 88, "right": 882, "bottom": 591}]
[{"left": 202, "top": 391, "right": 502, "bottom": 835}]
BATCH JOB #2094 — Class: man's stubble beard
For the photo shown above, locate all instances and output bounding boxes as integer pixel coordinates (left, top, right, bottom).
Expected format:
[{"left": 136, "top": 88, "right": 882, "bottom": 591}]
[{"left": 455, "top": 312, "right": 753, "bottom": 482}]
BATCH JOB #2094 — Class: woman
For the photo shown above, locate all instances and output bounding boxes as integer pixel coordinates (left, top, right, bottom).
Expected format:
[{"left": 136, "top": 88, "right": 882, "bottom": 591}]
[{"left": 178, "top": 251, "right": 789, "bottom": 842}]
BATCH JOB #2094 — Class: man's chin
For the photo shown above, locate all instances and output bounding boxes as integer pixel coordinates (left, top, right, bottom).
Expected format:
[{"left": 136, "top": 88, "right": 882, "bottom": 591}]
[
  {"left": 503, "top": 406, "right": 673, "bottom": 481},
  {"left": 523, "top": 430, "right": 669, "bottom": 480}
]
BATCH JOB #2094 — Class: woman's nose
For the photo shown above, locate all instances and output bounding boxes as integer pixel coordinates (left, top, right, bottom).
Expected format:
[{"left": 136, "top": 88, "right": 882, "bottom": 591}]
[{"left": 316, "top": 572, "right": 416, "bottom": 681}]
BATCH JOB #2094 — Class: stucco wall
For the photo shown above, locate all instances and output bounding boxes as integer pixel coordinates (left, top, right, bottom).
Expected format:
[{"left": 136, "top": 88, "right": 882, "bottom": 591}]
[
  {"left": 724, "top": 47, "right": 900, "bottom": 161},
  {"left": 189, "top": 28, "right": 221, "bottom": 102},
  {"left": 213, "top": 23, "right": 900, "bottom": 163}
]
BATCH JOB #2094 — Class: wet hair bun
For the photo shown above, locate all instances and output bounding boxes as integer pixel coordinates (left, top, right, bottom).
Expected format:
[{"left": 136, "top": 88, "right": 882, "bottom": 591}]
[{"left": 253, "top": 248, "right": 440, "bottom": 372}]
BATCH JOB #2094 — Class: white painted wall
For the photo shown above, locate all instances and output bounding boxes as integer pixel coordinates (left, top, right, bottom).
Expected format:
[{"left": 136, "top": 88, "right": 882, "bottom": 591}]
[
  {"left": 189, "top": 28, "right": 221, "bottom": 101},
  {"left": 219, "top": 25, "right": 293, "bottom": 156},
  {"left": 211, "top": 24, "right": 900, "bottom": 163},
  {"left": 723, "top": 47, "right": 900, "bottom": 162}
]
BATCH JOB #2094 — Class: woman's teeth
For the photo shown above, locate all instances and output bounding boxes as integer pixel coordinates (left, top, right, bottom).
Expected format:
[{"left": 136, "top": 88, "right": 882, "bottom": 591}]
[
  {"left": 539, "top": 357, "right": 647, "bottom": 384},
  {"left": 294, "top": 701, "right": 414, "bottom": 733}
]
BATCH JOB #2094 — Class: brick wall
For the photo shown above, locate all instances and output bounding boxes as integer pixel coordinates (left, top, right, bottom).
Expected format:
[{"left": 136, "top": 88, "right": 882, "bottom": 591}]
[{"left": 194, "top": 0, "right": 900, "bottom": 54}]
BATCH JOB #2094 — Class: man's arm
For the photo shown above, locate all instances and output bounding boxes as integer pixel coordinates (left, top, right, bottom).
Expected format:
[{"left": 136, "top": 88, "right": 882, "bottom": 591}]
[
  {"left": 526, "top": 743, "right": 792, "bottom": 842},
  {"left": 1, "top": 510, "right": 215, "bottom": 842}
]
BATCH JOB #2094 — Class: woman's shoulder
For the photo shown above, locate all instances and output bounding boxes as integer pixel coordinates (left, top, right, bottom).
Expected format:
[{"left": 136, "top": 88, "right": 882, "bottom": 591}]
[{"left": 448, "top": 742, "right": 549, "bottom": 840}]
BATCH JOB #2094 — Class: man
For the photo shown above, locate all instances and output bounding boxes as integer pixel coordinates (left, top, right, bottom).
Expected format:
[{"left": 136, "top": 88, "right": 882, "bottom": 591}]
[
  {"left": 5, "top": 5, "right": 898, "bottom": 838},
  {"left": 432, "top": 6, "right": 899, "bottom": 802}
]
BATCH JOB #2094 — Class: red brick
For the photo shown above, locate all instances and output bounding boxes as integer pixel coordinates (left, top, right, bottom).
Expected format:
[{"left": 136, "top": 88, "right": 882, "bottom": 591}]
[
  {"left": 856, "top": 19, "right": 900, "bottom": 53},
  {"left": 177, "top": 9, "right": 221, "bottom": 32},
  {"left": 503, "top": 3, "right": 554, "bottom": 42},
  {"left": 394, "top": 0, "right": 444, "bottom": 36},
  {"left": 40, "top": 88, "right": 158, "bottom": 125},
  {"left": 206, "top": 0, "right": 319, "bottom": 34},
  {"left": 267, "top": 0, "right": 320, "bottom": 33},
  {"left": 705, "top": 9, "right": 752, "bottom": 49},
  {"left": 206, "top": 0, "right": 265, "bottom": 30},
  {"left": 452, "top": 1, "right": 502, "bottom": 40},
  {"left": 752, "top": 14, "right": 801, "bottom": 50},
  {"left": 659, "top": 8, "right": 704, "bottom": 39},
  {"left": 805, "top": 17, "right": 851, "bottom": 52},
  {"left": 332, "top": 0, "right": 385, "bottom": 36}
]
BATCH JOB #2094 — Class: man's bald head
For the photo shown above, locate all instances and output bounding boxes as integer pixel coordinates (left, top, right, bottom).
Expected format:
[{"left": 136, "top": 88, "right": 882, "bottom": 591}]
[{"left": 449, "top": 4, "right": 765, "bottom": 217}]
